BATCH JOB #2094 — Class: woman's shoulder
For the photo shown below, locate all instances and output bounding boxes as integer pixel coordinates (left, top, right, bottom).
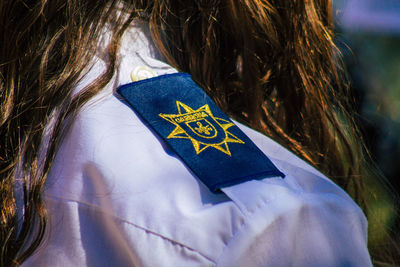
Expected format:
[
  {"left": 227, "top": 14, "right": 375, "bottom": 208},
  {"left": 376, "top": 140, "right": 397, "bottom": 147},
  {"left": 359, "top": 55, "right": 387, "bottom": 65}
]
[
  {"left": 38, "top": 72, "right": 370, "bottom": 266},
  {"left": 31, "top": 25, "right": 371, "bottom": 266}
]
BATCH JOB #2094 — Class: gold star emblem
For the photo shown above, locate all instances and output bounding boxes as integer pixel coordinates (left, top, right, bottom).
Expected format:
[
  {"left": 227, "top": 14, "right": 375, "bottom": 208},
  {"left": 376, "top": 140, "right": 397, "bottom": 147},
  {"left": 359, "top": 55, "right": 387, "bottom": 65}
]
[{"left": 159, "top": 101, "right": 244, "bottom": 156}]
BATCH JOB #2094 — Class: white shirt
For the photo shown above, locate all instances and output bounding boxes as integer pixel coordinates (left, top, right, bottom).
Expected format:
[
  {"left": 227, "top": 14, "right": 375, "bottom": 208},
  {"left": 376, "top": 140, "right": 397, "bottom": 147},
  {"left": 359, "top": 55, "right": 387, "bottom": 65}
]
[{"left": 24, "top": 22, "right": 372, "bottom": 267}]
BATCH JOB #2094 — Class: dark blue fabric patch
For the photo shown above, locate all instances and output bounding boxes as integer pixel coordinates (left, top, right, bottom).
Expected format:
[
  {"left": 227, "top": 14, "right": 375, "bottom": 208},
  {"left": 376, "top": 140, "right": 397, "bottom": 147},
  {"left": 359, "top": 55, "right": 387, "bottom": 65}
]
[{"left": 117, "top": 73, "right": 284, "bottom": 192}]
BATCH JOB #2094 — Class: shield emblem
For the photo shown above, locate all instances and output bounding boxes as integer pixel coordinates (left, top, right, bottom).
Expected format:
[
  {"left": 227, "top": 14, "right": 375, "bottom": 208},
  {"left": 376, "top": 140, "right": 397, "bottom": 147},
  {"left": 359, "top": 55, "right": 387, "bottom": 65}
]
[
  {"left": 176, "top": 115, "right": 227, "bottom": 145},
  {"left": 186, "top": 119, "right": 217, "bottom": 138},
  {"left": 159, "top": 101, "right": 245, "bottom": 155}
]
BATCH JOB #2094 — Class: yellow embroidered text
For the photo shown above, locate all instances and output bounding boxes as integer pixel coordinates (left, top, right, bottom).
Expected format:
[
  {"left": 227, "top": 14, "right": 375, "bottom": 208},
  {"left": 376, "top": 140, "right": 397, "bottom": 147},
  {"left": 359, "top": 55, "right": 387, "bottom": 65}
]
[{"left": 159, "top": 101, "right": 244, "bottom": 156}]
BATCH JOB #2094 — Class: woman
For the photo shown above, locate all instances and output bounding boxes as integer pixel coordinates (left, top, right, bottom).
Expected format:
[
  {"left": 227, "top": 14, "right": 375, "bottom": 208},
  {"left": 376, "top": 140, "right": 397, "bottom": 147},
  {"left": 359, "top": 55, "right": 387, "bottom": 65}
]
[{"left": 1, "top": 0, "right": 373, "bottom": 266}]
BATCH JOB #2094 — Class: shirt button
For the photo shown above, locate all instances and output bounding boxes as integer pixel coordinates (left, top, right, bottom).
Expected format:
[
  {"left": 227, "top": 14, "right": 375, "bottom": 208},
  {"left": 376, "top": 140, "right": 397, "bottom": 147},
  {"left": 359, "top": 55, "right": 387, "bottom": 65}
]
[{"left": 130, "top": 66, "right": 156, "bottom": 82}]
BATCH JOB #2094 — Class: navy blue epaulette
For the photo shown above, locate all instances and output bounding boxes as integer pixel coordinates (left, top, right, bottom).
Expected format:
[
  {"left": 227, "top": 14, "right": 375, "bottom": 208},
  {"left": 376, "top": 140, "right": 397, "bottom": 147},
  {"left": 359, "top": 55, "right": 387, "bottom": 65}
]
[{"left": 117, "top": 73, "right": 284, "bottom": 192}]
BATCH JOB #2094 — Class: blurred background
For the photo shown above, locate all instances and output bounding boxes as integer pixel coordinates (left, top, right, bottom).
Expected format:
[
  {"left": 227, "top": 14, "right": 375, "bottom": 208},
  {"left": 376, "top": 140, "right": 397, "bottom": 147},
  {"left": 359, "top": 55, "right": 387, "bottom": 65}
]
[{"left": 334, "top": 0, "right": 400, "bottom": 262}]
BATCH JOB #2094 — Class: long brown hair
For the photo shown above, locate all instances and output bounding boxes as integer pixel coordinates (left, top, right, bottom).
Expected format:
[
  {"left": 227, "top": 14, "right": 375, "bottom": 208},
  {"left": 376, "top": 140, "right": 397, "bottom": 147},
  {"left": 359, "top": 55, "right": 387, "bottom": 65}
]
[{"left": 0, "top": 0, "right": 375, "bottom": 265}]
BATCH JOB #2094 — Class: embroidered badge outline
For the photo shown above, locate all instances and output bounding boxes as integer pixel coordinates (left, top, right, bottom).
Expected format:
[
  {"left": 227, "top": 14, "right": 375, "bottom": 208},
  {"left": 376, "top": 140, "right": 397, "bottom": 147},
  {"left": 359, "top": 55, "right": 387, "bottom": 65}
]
[{"left": 159, "top": 101, "right": 244, "bottom": 156}]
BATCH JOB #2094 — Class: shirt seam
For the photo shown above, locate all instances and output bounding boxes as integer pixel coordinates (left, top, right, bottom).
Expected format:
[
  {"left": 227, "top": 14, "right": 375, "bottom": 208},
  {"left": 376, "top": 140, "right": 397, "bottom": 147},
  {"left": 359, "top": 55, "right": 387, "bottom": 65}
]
[
  {"left": 214, "top": 195, "right": 273, "bottom": 266},
  {"left": 46, "top": 196, "right": 217, "bottom": 265}
]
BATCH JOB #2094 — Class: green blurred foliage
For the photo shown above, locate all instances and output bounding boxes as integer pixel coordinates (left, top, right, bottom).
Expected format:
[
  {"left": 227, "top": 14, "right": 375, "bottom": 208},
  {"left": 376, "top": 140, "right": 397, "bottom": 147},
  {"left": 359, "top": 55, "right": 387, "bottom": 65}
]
[{"left": 337, "top": 31, "right": 400, "bottom": 263}]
